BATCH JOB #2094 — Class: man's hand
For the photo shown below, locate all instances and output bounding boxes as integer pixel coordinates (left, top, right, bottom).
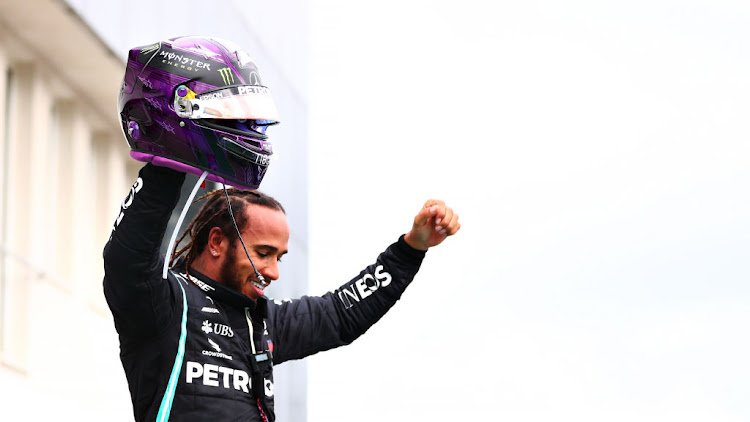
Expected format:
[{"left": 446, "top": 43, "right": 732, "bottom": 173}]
[{"left": 404, "top": 200, "right": 461, "bottom": 251}]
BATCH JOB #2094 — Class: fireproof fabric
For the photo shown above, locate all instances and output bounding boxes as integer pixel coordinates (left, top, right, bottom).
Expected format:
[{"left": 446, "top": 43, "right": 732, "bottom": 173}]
[{"left": 103, "top": 163, "right": 426, "bottom": 421}]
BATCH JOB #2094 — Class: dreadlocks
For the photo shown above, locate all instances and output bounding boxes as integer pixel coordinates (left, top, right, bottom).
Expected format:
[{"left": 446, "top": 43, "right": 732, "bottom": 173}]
[{"left": 170, "top": 188, "right": 285, "bottom": 278}]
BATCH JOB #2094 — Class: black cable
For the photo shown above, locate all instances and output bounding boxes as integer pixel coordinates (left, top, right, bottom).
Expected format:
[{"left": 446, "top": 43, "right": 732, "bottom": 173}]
[{"left": 222, "top": 185, "right": 266, "bottom": 286}]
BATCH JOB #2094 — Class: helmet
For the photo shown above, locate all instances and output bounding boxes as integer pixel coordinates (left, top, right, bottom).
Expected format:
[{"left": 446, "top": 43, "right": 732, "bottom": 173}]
[{"left": 118, "top": 36, "right": 280, "bottom": 190}]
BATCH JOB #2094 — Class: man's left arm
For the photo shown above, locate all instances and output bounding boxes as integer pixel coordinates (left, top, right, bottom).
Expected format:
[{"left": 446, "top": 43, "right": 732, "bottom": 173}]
[{"left": 268, "top": 200, "right": 460, "bottom": 363}]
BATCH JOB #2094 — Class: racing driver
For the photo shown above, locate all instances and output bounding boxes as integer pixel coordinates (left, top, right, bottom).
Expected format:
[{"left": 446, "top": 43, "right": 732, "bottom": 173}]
[{"left": 104, "top": 36, "right": 461, "bottom": 421}]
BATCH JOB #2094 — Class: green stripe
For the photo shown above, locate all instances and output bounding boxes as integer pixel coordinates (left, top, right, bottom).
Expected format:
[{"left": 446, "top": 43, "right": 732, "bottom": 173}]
[{"left": 156, "top": 280, "right": 188, "bottom": 421}]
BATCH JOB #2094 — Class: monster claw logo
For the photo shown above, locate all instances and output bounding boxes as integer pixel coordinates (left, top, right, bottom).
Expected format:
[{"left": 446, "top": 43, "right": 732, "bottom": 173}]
[{"left": 218, "top": 67, "right": 235, "bottom": 86}]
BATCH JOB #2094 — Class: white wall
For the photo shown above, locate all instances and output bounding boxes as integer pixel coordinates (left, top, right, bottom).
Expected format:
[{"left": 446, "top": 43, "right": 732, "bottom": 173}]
[{"left": 0, "top": 25, "right": 134, "bottom": 419}]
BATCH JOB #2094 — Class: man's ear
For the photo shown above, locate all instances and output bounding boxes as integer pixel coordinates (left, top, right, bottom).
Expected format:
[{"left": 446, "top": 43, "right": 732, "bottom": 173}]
[{"left": 206, "top": 227, "right": 226, "bottom": 256}]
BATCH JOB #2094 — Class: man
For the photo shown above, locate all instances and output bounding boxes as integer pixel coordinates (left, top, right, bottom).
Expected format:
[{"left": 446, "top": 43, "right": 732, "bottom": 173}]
[{"left": 104, "top": 36, "right": 460, "bottom": 422}]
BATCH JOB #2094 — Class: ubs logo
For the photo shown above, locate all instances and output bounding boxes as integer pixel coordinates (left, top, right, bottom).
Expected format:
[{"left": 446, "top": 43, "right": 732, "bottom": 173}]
[{"left": 201, "top": 320, "right": 234, "bottom": 337}]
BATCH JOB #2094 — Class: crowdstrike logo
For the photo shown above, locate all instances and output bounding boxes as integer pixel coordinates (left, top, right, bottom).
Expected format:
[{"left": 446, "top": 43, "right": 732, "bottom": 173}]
[
  {"left": 337, "top": 265, "right": 393, "bottom": 310},
  {"left": 202, "top": 338, "right": 233, "bottom": 360},
  {"left": 208, "top": 338, "right": 222, "bottom": 352}
]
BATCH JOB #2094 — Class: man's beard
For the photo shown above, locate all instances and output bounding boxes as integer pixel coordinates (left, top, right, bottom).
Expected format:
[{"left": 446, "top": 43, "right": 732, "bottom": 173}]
[{"left": 219, "top": 244, "right": 244, "bottom": 293}]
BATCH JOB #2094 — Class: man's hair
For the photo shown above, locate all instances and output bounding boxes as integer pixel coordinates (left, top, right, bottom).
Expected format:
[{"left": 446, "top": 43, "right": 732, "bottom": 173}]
[{"left": 171, "top": 189, "right": 285, "bottom": 276}]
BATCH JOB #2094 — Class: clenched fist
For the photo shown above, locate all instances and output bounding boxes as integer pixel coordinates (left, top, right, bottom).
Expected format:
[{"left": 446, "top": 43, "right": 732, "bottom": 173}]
[{"left": 404, "top": 200, "right": 461, "bottom": 251}]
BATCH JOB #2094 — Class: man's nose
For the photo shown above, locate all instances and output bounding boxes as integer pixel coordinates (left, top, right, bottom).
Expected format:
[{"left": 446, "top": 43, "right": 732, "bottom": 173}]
[{"left": 263, "top": 261, "right": 279, "bottom": 281}]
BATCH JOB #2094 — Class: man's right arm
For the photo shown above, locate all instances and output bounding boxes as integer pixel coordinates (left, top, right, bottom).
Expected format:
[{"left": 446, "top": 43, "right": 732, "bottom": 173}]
[{"left": 102, "top": 163, "right": 185, "bottom": 336}]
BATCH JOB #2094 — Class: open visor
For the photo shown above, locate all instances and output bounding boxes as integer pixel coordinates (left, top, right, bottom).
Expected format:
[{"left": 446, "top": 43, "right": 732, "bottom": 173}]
[{"left": 174, "top": 85, "right": 280, "bottom": 123}]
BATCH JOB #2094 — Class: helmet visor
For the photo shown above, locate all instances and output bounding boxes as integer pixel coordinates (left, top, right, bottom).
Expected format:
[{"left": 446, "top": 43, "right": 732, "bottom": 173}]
[{"left": 175, "top": 85, "right": 280, "bottom": 123}]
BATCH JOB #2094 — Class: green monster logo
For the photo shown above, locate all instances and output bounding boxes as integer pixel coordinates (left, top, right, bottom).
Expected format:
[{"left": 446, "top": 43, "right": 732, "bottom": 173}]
[{"left": 218, "top": 67, "right": 235, "bottom": 85}]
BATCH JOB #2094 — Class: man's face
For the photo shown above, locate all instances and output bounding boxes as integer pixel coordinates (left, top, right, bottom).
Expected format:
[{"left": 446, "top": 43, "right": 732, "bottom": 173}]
[{"left": 219, "top": 204, "right": 289, "bottom": 300}]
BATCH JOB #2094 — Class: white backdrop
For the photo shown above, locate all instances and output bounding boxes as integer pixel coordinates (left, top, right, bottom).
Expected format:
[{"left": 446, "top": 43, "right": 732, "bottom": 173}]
[{"left": 307, "top": 1, "right": 750, "bottom": 421}]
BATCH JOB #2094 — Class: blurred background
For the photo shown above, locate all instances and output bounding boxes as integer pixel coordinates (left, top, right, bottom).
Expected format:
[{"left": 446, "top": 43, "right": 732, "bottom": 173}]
[{"left": 0, "top": 0, "right": 748, "bottom": 421}]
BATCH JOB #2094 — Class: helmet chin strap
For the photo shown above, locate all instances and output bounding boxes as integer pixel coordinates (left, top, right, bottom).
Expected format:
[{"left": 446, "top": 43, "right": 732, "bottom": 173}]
[
  {"left": 163, "top": 171, "right": 209, "bottom": 280},
  {"left": 222, "top": 184, "right": 266, "bottom": 287}
]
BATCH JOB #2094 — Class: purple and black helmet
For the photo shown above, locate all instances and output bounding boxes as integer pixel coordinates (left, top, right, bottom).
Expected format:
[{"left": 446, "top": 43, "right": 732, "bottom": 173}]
[{"left": 118, "top": 36, "right": 279, "bottom": 190}]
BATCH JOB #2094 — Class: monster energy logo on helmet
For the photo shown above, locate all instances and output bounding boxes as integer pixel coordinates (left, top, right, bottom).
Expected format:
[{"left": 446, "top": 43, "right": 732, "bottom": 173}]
[{"left": 218, "top": 68, "right": 235, "bottom": 86}]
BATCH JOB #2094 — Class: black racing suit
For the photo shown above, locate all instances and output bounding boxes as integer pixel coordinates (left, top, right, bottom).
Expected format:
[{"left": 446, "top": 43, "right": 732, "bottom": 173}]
[{"left": 103, "top": 164, "right": 426, "bottom": 422}]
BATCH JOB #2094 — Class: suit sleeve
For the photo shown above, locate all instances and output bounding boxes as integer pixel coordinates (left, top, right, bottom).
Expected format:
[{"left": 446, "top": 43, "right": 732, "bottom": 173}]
[
  {"left": 268, "top": 236, "right": 426, "bottom": 363},
  {"left": 102, "top": 163, "right": 186, "bottom": 337}
]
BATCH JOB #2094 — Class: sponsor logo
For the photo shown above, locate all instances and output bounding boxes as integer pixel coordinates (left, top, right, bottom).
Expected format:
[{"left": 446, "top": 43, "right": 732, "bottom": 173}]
[
  {"left": 201, "top": 320, "right": 234, "bottom": 337},
  {"left": 337, "top": 265, "right": 393, "bottom": 310},
  {"left": 202, "top": 349, "right": 233, "bottom": 360},
  {"left": 237, "top": 85, "right": 270, "bottom": 95},
  {"left": 121, "top": 178, "right": 143, "bottom": 210},
  {"left": 186, "top": 361, "right": 250, "bottom": 393},
  {"left": 158, "top": 50, "right": 212, "bottom": 72},
  {"left": 179, "top": 273, "right": 215, "bottom": 292},
  {"left": 199, "top": 91, "right": 225, "bottom": 101},
  {"left": 201, "top": 296, "right": 218, "bottom": 313},
  {"left": 218, "top": 67, "right": 235, "bottom": 85},
  {"left": 248, "top": 71, "right": 262, "bottom": 86},
  {"left": 137, "top": 44, "right": 161, "bottom": 64},
  {"left": 114, "top": 177, "right": 144, "bottom": 229},
  {"left": 202, "top": 338, "right": 233, "bottom": 360},
  {"left": 208, "top": 338, "right": 222, "bottom": 352},
  {"left": 140, "top": 44, "right": 160, "bottom": 55}
]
